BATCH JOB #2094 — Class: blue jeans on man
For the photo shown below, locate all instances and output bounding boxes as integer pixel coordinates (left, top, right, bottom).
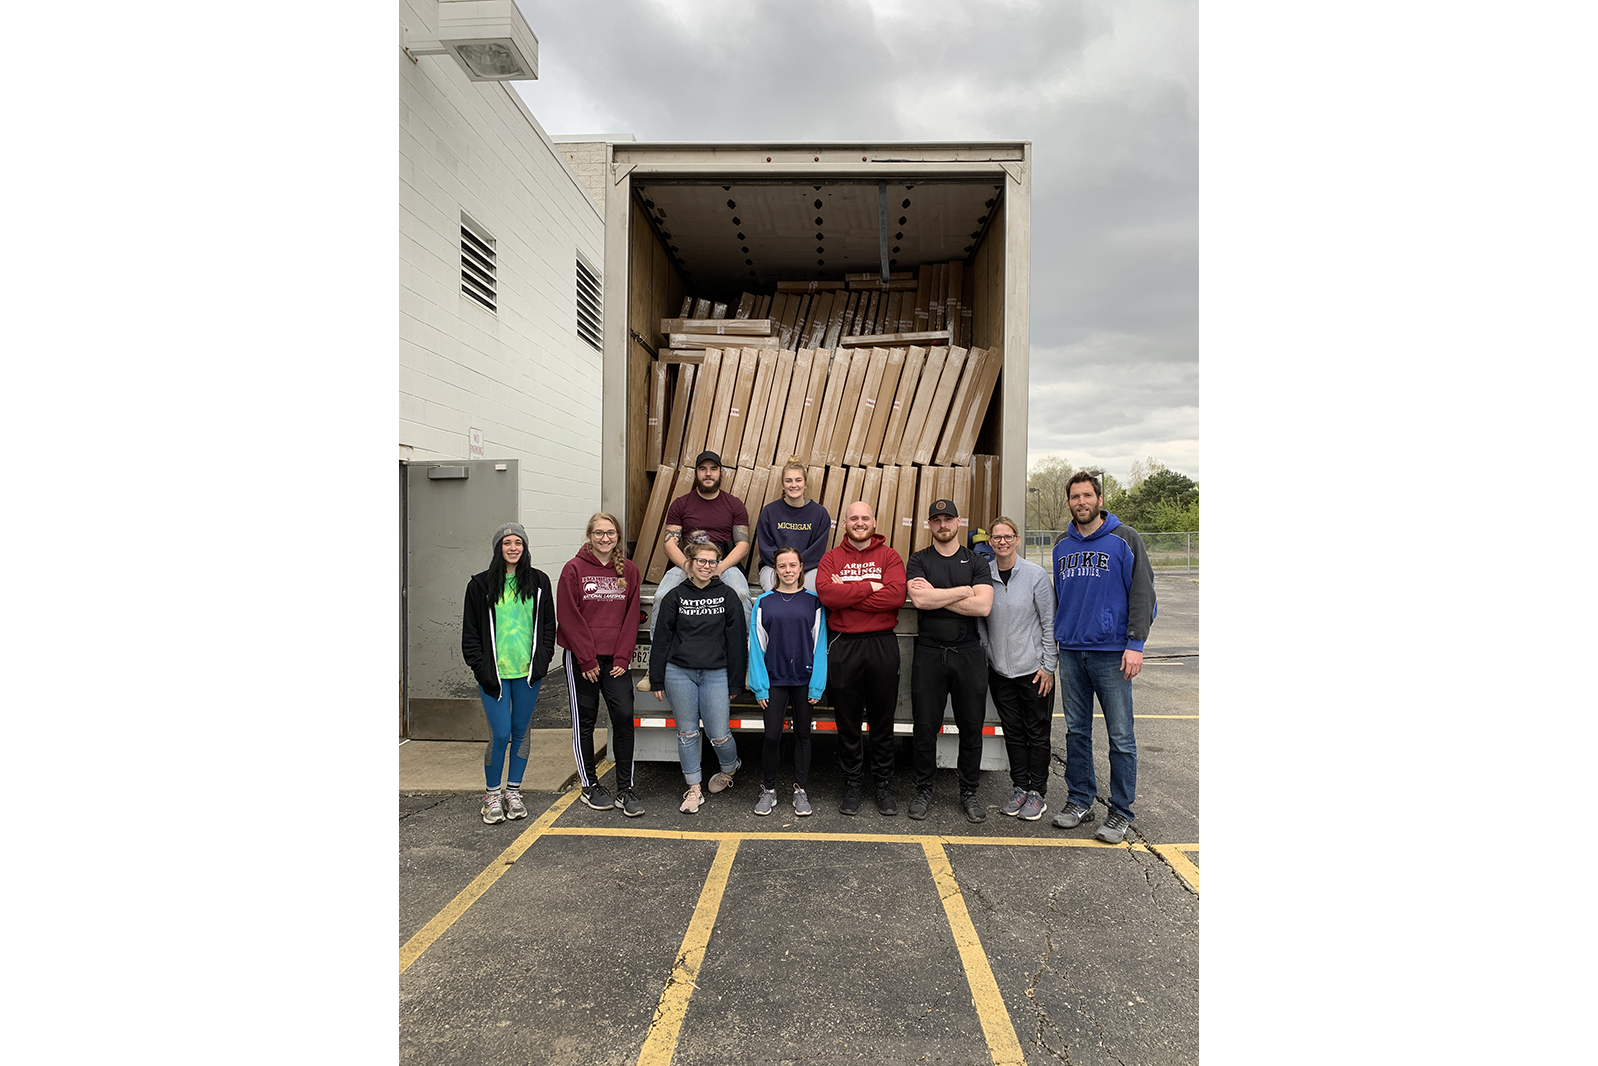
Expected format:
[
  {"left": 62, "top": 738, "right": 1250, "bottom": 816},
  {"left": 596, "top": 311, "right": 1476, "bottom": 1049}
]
[{"left": 1058, "top": 648, "right": 1137, "bottom": 822}]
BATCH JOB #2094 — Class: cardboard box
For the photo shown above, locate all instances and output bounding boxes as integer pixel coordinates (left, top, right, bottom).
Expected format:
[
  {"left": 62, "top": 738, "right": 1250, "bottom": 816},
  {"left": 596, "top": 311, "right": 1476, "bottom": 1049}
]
[
  {"left": 894, "top": 346, "right": 948, "bottom": 466},
  {"left": 931, "top": 346, "right": 988, "bottom": 466},
  {"left": 912, "top": 464, "right": 937, "bottom": 554},
  {"left": 913, "top": 266, "right": 933, "bottom": 331},
  {"left": 669, "top": 333, "right": 780, "bottom": 349},
  {"left": 858, "top": 346, "right": 906, "bottom": 467},
  {"left": 734, "top": 292, "right": 755, "bottom": 319},
  {"left": 660, "top": 318, "right": 773, "bottom": 336},
  {"left": 661, "top": 362, "right": 694, "bottom": 469},
  {"left": 821, "top": 465, "right": 846, "bottom": 548},
  {"left": 845, "top": 271, "right": 913, "bottom": 282},
  {"left": 647, "top": 464, "right": 698, "bottom": 583},
  {"left": 841, "top": 347, "right": 889, "bottom": 467},
  {"left": 808, "top": 349, "right": 852, "bottom": 467},
  {"left": 874, "top": 463, "right": 899, "bottom": 555},
  {"left": 710, "top": 301, "right": 728, "bottom": 319},
  {"left": 792, "top": 349, "right": 832, "bottom": 463},
  {"left": 910, "top": 346, "right": 968, "bottom": 466},
  {"left": 736, "top": 349, "right": 777, "bottom": 470},
  {"left": 826, "top": 348, "right": 873, "bottom": 467},
  {"left": 953, "top": 465, "right": 971, "bottom": 539},
  {"left": 891, "top": 465, "right": 917, "bottom": 565},
  {"left": 861, "top": 466, "right": 883, "bottom": 526},
  {"left": 840, "top": 330, "right": 951, "bottom": 348},
  {"left": 693, "top": 298, "right": 711, "bottom": 319},
  {"left": 679, "top": 349, "right": 722, "bottom": 466},
  {"left": 729, "top": 465, "right": 753, "bottom": 505},
  {"left": 877, "top": 346, "right": 924, "bottom": 464},
  {"left": 776, "top": 280, "right": 847, "bottom": 292},
  {"left": 719, "top": 347, "right": 761, "bottom": 464},
  {"left": 646, "top": 361, "right": 668, "bottom": 468},
  {"left": 939, "top": 345, "right": 1003, "bottom": 467},
  {"left": 773, "top": 348, "right": 812, "bottom": 462},
  {"left": 679, "top": 296, "right": 693, "bottom": 317},
  {"left": 803, "top": 292, "right": 833, "bottom": 349},
  {"left": 631, "top": 463, "right": 677, "bottom": 578},
  {"left": 751, "top": 348, "right": 794, "bottom": 469}
]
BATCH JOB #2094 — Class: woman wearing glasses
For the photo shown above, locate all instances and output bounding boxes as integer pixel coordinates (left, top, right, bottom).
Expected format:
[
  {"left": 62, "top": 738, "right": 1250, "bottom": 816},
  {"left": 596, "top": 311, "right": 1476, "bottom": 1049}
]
[
  {"left": 975, "top": 517, "right": 1058, "bottom": 822},
  {"left": 557, "top": 512, "right": 645, "bottom": 816},
  {"left": 649, "top": 534, "right": 748, "bottom": 814}
]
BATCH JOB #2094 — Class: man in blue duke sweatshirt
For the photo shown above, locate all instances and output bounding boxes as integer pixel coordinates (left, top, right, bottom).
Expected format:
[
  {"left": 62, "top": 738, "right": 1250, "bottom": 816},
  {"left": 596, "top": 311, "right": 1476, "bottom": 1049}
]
[{"left": 1049, "top": 470, "right": 1157, "bottom": 844}]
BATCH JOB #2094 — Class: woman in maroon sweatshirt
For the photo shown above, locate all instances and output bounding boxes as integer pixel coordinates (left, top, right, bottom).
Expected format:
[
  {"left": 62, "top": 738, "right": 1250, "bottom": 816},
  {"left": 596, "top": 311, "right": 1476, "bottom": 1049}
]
[{"left": 557, "top": 512, "right": 645, "bottom": 817}]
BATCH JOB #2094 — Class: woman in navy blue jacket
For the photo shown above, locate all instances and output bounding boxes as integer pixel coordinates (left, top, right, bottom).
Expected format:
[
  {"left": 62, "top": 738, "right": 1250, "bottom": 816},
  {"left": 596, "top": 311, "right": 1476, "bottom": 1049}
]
[{"left": 747, "top": 546, "right": 828, "bottom": 817}]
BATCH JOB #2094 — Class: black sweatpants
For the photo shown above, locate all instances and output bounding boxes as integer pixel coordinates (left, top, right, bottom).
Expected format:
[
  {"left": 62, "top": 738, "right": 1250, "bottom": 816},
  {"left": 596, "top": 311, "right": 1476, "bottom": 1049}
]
[
  {"left": 761, "top": 684, "right": 814, "bottom": 789},
  {"left": 828, "top": 629, "right": 900, "bottom": 788},
  {"left": 987, "top": 667, "right": 1053, "bottom": 795},
  {"left": 910, "top": 642, "right": 988, "bottom": 795},
  {"left": 564, "top": 650, "right": 636, "bottom": 792}
]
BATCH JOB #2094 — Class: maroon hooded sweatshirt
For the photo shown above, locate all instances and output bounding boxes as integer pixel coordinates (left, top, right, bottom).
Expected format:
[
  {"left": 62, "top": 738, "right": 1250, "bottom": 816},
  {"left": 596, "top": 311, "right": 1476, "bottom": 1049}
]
[{"left": 556, "top": 545, "right": 642, "bottom": 674}]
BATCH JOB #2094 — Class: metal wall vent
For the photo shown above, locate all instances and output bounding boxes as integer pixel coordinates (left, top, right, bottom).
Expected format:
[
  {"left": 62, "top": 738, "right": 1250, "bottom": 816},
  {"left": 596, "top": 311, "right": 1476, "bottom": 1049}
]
[
  {"left": 576, "top": 256, "right": 602, "bottom": 350},
  {"left": 461, "top": 221, "right": 496, "bottom": 313}
]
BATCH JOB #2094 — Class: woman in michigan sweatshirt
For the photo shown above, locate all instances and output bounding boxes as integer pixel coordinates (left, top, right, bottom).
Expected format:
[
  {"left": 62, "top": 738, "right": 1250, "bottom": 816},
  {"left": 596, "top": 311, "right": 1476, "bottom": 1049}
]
[
  {"left": 754, "top": 457, "right": 832, "bottom": 592},
  {"left": 557, "top": 512, "right": 644, "bottom": 817},
  {"left": 649, "top": 536, "right": 749, "bottom": 814},
  {"left": 460, "top": 522, "right": 556, "bottom": 826},
  {"left": 747, "top": 546, "right": 829, "bottom": 817}
]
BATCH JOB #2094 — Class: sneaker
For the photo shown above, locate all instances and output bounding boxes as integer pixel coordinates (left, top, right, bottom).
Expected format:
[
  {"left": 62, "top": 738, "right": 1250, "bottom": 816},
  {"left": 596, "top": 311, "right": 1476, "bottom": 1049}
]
[
  {"left": 839, "top": 783, "right": 862, "bottom": 816},
  {"left": 961, "top": 794, "right": 988, "bottom": 824},
  {"left": 708, "top": 759, "right": 742, "bottom": 794},
  {"left": 503, "top": 787, "right": 528, "bottom": 820},
  {"left": 481, "top": 790, "right": 506, "bottom": 825},
  {"left": 792, "top": 787, "right": 813, "bottom": 817},
  {"left": 1018, "top": 791, "right": 1047, "bottom": 821},
  {"left": 754, "top": 788, "right": 779, "bottom": 816},
  {"left": 907, "top": 789, "right": 933, "bottom": 820},
  {"left": 876, "top": 784, "right": 899, "bottom": 817},
  {"left": 616, "top": 789, "right": 645, "bottom": 818},
  {"left": 1051, "top": 800, "right": 1096, "bottom": 829},
  {"left": 1095, "top": 812, "right": 1132, "bottom": 844},
  {"left": 680, "top": 783, "right": 703, "bottom": 814},
  {"left": 582, "top": 783, "right": 616, "bottom": 810},
  {"left": 1000, "top": 786, "right": 1029, "bottom": 817}
]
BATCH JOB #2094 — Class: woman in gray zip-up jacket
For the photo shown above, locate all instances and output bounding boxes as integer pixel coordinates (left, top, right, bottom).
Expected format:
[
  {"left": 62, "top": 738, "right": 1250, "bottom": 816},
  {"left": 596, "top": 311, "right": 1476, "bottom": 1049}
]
[{"left": 976, "top": 517, "right": 1059, "bottom": 822}]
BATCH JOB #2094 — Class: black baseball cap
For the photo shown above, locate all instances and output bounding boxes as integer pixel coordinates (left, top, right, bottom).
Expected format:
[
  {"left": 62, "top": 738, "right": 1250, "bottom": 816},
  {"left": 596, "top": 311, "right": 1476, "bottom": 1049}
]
[
  {"left": 928, "top": 499, "right": 958, "bottom": 519},
  {"left": 694, "top": 451, "right": 723, "bottom": 468}
]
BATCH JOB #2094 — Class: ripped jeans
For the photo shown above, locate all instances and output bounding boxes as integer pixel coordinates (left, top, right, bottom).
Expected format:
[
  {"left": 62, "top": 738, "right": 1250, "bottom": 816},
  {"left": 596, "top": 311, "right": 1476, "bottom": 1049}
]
[{"left": 662, "top": 662, "right": 738, "bottom": 785}]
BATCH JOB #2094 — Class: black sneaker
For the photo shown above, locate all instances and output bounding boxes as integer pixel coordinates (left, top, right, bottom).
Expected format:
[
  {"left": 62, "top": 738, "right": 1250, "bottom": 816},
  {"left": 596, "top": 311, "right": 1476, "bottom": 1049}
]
[
  {"left": 961, "top": 793, "right": 987, "bottom": 824},
  {"left": 907, "top": 789, "right": 933, "bottom": 820},
  {"left": 616, "top": 789, "right": 645, "bottom": 818},
  {"left": 839, "top": 784, "right": 863, "bottom": 816},
  {"left": 875, "top": 785, "right": 898, "bottom": 817},
  {"left": 582, "top": 784, "right": 616, "bottom": 810}
]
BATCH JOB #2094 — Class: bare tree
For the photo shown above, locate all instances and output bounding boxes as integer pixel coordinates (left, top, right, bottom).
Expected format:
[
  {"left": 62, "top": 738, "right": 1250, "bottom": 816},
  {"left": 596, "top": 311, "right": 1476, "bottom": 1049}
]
[{"left": 1026, "top": 455, "right": 1075, "bottom": 531}]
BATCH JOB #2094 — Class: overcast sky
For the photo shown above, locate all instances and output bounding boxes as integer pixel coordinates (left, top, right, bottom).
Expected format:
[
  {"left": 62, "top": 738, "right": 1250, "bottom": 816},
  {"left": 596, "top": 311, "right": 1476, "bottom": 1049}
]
[{"left": 514, "top": 0, "right": 1198, "bottom": 484}]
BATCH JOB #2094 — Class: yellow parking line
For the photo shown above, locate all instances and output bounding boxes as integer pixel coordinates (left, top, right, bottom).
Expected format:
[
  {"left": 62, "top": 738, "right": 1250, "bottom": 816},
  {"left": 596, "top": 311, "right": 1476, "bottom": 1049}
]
[
  {"left": 1149, "top": 844, "right": 1200, "bottom": 893},
  {"left": 636, "top": 839, "right": 740, "bottom": 1066},
  {"left": 923, "top": 842, "right": 1026, "bottom": 1066},
  {"left": 546, "top": 826, "right": 1150, "bottom": 850},
  {"left": 399, "top": 760, "right": 613, "bottom": 975}
]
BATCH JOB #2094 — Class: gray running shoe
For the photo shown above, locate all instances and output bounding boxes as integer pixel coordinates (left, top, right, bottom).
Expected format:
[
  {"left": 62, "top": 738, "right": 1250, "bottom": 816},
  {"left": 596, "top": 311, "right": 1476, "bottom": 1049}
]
[
  {"left": 1018, "top": 791, "right": 1047, "bottom": 821},
  {"left": 1000, "top": 786, "right": 1028, "bottom": 817},
  {"left": 680, "top": 783, "right": 703, "bottom": 814},
  {"left": 961, "top": 794, "right": 988, "bottom": 824},
  {"left": 708, "top": 759, "right": 742, "bottom": 794},
  {"left": 503, "top": 787, "right": 528, "bottom": 820},
  {"left": 582, "top": 784, "right": 616, "bottom": 810},
  {"left": 616, "top": 789, "right": 645, "bottom": 818},
  {"left": 907, "top": 789, "right": 933, "bottom": 820},
  {"left": 754, "top": 788, "right": 779, "bottom": 816},
  {"left": 792, "top": 787, "right": 813, "bottom": 817},
  {"left": 1095, "top": 812, "right": 1132, "bottom": 844},
  {"left": 481, "top": 790, "right": 506, "bottom": 825},
  {"left": 1051, "top": 800, "right": 1096, "bottom": 829}
]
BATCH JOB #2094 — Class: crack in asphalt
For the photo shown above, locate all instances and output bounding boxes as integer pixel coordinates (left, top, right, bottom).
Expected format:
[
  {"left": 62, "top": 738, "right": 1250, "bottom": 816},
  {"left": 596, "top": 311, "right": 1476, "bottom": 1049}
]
[{"left": 399, "top": 797, "right": 450, "bottom": 820}]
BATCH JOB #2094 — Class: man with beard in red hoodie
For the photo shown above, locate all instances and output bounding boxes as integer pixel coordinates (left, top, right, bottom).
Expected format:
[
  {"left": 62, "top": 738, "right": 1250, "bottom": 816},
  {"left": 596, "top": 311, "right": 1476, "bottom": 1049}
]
[
  {"left": 557, "top": 512, "right": 645, "bottom": 817},
  {"left": 816, "top": 501, "right": 908, "bottom": 817}
]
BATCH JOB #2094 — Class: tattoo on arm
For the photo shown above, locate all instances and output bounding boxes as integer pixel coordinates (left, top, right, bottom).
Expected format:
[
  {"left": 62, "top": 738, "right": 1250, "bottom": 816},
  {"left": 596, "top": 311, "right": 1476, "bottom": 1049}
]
[
  {"left": 664, "top": 527, "right": 682, "bottom": 543},
  {"left": 732, "top": 525, "right": 750, "bottom": 545}
]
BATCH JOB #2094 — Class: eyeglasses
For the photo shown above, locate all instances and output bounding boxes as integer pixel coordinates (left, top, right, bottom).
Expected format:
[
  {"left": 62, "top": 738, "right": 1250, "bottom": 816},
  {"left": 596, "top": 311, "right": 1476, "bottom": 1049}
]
[
  {"left": 591, "top": 530, "right": 618, "bottom": 539},
  {"left": 990, "top": 534, "right": 1017, "bottom": 543},
  {"left": 691, "top": 557, "right": 719, "bottom": 567}
]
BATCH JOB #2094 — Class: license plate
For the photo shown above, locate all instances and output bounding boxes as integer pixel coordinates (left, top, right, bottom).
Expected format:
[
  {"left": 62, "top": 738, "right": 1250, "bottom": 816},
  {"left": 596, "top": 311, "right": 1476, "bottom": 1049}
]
[{"left": 628, "top": 644, "right": 651, "bottom": 672}]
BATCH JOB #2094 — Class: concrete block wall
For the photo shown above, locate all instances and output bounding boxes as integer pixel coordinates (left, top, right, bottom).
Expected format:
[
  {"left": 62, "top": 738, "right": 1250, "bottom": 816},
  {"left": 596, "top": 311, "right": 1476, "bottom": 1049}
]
[
  {"left": 399, "top": 0, "right": 606, "bottom": 574},
  {"left": 550, "top": 140, "right": 607, "bottom": 212}
]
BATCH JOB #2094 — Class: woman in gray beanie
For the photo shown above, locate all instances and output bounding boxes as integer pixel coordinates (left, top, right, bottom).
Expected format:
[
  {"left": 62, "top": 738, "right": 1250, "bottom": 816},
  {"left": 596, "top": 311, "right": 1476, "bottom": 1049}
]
[{"left": 461, "top": 522, "right": 556, "bottom": 825}]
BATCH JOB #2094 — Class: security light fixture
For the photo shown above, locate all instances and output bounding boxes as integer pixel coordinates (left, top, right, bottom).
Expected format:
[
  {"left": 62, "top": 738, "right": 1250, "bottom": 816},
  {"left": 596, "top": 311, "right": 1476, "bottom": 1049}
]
[{"left": 405, "top": 0, "right": 539, "bottom": 82}]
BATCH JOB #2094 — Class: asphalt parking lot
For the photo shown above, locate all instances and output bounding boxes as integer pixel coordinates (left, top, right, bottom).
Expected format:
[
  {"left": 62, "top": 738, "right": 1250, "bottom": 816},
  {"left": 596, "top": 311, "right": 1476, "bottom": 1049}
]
[{"left": 400, "top": 574, "right": 1198, "bottom": 1065}]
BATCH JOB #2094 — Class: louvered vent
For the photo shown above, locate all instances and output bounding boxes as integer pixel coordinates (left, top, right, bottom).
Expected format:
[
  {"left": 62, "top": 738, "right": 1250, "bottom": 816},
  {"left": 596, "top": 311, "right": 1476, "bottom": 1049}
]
[
  {"left": 461, "top": 222, "right": 496, "bottom": 313},
  {"left": 576, "top": 257, "right": 602, "bottom": 350}
]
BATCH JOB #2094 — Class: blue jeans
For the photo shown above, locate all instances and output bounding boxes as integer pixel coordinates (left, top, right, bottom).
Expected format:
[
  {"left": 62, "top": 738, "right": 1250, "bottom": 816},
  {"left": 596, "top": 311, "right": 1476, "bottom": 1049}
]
[
  {"left": 479, "top": 676, "right": 541, "bottom": 790},
  {"left": 1058, "top": 649, "right": 1137, "bottom": 821},
  {"left": 662, "top": 662, "right": 738, "bottom": 785}
]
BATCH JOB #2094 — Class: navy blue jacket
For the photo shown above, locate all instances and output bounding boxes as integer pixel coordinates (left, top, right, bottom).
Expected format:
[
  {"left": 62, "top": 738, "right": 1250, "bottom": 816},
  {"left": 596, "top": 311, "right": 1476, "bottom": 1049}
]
[
  {"left": 756, "top": 498, "right": 833, "bottom": 570},
  {"left": 1051, "top": 513, "right": 1157, "bottom": 653}
]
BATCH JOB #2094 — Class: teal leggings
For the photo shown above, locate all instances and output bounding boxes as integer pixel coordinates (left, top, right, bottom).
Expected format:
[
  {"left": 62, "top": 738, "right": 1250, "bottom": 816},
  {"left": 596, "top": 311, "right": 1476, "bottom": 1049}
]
[{"left": 479, "top": 677, "right": 541, "bottom": 789}]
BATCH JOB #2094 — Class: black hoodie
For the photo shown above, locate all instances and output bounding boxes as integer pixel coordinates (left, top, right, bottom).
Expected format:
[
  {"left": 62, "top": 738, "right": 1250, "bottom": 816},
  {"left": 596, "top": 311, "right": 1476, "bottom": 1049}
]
[
  {"left": 648, "top": 574, "right": 747, "bottom": 693},
  {"left": 461, "top": 567, "right": 556, "bottom": 700}
]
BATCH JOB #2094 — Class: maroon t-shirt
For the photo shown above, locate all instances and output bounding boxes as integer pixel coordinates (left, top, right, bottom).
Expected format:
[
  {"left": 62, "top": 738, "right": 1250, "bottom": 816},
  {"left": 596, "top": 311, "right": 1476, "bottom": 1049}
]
[{"left": 666, "top": 490, "right": 749, "bottom": 556}]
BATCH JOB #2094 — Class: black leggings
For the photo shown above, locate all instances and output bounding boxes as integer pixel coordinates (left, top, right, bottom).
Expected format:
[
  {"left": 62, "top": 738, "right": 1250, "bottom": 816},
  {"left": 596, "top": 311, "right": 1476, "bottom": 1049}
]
[{"left": 761, "top": 685, "right": 814, "bottom": 789}]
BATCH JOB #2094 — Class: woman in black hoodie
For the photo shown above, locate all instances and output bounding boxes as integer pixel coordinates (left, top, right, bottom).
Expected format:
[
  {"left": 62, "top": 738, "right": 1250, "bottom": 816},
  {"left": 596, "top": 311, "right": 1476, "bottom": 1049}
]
[
  {"left": 649, "top": 535, "right": 748, "bottom": 814},
  {"left": 461, "top": 522, "right": 556, "bottom": 825}
]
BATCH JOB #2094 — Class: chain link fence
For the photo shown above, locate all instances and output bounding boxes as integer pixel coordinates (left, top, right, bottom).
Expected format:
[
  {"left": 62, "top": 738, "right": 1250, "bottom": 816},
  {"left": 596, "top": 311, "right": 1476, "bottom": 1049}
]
[{"left": 1024, "top": 530, "right": 1199, "bottom": 573}]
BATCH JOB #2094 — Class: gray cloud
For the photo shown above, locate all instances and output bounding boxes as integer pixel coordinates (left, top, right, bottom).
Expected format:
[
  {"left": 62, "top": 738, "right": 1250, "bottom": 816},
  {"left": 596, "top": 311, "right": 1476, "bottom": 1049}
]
[{"left": 515, "top": 0, "right": 1197, "bottom": 481}]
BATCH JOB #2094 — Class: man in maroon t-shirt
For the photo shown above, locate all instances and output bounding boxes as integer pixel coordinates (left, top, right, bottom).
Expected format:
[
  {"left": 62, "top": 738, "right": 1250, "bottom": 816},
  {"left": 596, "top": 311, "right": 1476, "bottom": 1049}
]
[{"left": 652, "top": 450, "right": 752, "bottom": 638}]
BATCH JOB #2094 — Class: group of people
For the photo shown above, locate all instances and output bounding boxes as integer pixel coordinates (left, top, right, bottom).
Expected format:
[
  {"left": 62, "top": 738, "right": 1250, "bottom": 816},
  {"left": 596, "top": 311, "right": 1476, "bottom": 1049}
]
[{"left": 460, "top": 451, "right": 1155, "bottom": 845}]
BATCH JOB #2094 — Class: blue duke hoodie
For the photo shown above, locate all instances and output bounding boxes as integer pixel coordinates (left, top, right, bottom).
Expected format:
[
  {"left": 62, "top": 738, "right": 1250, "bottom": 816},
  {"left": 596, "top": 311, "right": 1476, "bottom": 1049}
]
[{"left": 1052, "top": 512, "right": 1157, "bottom": 653}]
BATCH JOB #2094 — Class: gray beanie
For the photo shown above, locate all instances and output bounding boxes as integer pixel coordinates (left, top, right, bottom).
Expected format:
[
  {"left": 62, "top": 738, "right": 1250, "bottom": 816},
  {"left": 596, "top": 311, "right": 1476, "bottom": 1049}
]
[{"left": 492, "top": 522, "right": 529, "bottom": 552}]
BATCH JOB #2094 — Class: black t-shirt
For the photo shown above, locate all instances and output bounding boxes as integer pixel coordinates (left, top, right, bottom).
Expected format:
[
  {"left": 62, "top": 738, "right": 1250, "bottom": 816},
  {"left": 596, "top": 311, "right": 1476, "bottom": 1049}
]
[{"left": 906, "top": 544, "right": 994, "bottom": 647}]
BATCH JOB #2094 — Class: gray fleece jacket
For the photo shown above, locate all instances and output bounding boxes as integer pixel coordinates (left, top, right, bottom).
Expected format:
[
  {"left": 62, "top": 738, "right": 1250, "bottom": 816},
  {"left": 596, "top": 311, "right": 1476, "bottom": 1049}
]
[{"left": 977, "top": 557, "right": 1059, "bottom": 678}]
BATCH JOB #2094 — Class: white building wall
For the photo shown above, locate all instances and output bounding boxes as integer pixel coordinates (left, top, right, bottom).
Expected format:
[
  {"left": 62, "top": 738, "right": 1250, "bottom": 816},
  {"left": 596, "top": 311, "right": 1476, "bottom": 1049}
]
[{"left": 399, "top": 0, "right": 604, "bottom": 574}]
